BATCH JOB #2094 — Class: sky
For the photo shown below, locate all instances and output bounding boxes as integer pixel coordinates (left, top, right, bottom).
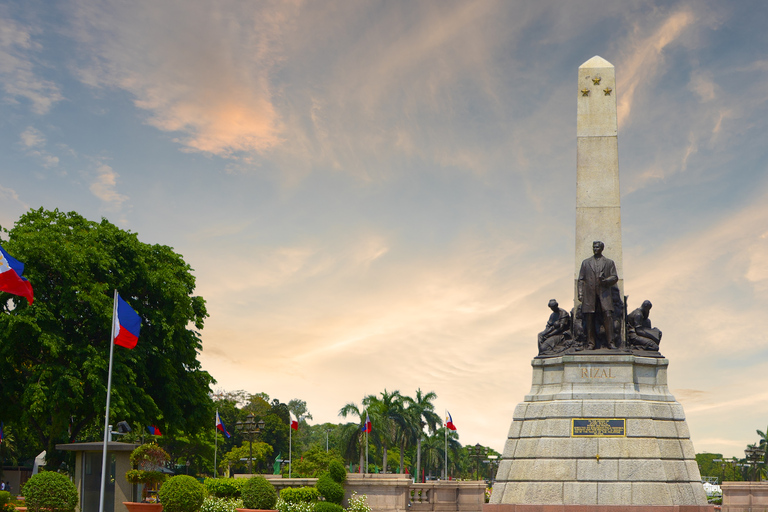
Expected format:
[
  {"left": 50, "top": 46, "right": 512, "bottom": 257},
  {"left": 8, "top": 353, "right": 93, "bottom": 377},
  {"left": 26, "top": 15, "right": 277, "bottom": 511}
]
[{"left": 1, "top": 0, "right": 767, "bottom": 460}]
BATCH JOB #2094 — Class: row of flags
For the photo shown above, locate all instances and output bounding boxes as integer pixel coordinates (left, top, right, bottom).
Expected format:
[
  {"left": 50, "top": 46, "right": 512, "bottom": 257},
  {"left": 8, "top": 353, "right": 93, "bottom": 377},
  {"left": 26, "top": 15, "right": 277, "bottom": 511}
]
[{"left": 358, "top": 411, "right": 458, "bottom": 433}]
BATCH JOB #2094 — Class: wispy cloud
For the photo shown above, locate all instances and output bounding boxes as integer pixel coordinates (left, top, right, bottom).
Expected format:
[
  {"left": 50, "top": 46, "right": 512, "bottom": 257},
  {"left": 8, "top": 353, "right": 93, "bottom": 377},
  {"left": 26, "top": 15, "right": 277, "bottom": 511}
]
[
  {"left": 0, "top": 16, "right": 63, "bottom": 114},
  {"left": 19, "top": 126, "right": 59, "bottom": 168},
  {"left": 89, "top": 163, "right": 128, "bottom": 209}
]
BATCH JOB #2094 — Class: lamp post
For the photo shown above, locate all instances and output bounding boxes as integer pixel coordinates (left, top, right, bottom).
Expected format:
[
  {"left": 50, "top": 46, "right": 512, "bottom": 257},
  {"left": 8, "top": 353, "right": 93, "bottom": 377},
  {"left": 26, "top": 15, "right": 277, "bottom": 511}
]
[
  {"left": 744, "top": 446, "right": 766, "bottom": 482},
  {"left": 235, "top": 413, "right": 265, "bottom": 475},
  {"left": 468, "top": 444, "right": 486, "bottom": 481},
  {"left": 326, "top": 429, "right": 332, "bottom": 452}
]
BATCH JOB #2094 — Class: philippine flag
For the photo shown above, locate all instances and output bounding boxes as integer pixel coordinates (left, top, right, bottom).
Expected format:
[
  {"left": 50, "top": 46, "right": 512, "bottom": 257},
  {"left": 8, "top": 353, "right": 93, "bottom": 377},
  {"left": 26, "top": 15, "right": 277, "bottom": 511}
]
[
  {"left": 113, "top": 293, "right": 141, "bottom": 349},
  {"left": 291, "top": 415, "right": 298, "bottom": 431},
  {"left": 362, "top": 414, "right": 372, "bottom": 433},
  {"left": 0, "top": 244, "right": 34, "bottom": 304},
  {"left": 446, "top": 411, "right": 457, "bottom": 431},
  {"left": 0, "top": 421, "right": 4, "bottom": 444},
  {"left": 216, "top": 411, "right": 231, "bottom": 438},
  {"left": 147, "top": 425, "right": 162, "bottom": 436}
]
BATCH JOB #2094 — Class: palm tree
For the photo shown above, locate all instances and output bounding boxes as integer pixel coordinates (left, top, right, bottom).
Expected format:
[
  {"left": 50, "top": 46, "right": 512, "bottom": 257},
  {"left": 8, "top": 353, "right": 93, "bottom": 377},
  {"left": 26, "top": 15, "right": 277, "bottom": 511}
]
[
  {"left": 406, "top": 389, "right": 440, "bottom": 482},
  {"left": 421, "top": 427, "right": 460, "bottom": 479},
  {"left": 363, "top": 389, "right": 402, "bottom": 473},
  {"left": 338, "top": 402, "right": 366, "bottom": 471}
]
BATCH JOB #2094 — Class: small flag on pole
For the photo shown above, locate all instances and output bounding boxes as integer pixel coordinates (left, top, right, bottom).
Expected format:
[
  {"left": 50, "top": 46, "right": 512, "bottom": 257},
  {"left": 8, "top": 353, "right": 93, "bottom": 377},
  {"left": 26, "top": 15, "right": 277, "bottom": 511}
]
[
  {"left": 291, "top": 417, "right": 299, "bottom": 430},
  {"left": 216, "top": 411, "right": 231, "bottom": 438},
  {"left": 362, "top": 414, "right": 372, "bottom": 433},
  {"left": 446, "top": 411, "right": 457, "bottom": 431},
  {"left": 147, "top": 425, "right": 162, "bottom": 436},
  {"left": 113, "top": 294, "right": 141, "bottom": 349},
  {"left": 0, "top": 244, "right": 34, "bottom": 304},
  {"left": 0, "top": 421, "right": 4, "bottom": 443}
]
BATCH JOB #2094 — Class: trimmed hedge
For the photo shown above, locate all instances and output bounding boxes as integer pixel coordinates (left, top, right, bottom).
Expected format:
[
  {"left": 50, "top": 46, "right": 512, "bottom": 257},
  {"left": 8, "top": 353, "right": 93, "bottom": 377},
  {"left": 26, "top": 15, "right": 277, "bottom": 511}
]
[
  {"left": 241, "top": 476, "right": 278, "bottom": 510},
  {"left": 279, "top": 487, "right": 320, "bottom": 504},
  {"left": 205, "top": 478, "right": 245, "bottom": 498},
  {"left": 158, "top": 475, "right": 206, "bottom": 512},
  {"left": 315, "top": 474, "right": 343, "bottom": 505},
  {"left": 327, "top": 461, "right": 346, "bottom": 484},
  {"left": 315, "top": 502, "right": 343, "bottom": 512},
  {"left": 22, "top": 472, "right": 78, "bottom": 512}
]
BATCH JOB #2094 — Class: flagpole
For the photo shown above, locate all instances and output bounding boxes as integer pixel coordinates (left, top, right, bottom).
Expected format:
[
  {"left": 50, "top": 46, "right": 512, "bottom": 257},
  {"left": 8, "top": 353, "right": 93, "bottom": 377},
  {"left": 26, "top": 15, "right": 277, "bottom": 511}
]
[
  {"left": 365, "top": 410, "right": 369, "bottom": 474},
  {"left": 289, "top": 416, "right": 292, "bottom": 478},
  {"left": 98, "top": 290, "right": 118, "bottom": 512},
  {"left": 444, "top": 409, "right": 448, "bottom": 480},
  {"left": 214, "top": 409, "right": 219, "bottom": 478}
]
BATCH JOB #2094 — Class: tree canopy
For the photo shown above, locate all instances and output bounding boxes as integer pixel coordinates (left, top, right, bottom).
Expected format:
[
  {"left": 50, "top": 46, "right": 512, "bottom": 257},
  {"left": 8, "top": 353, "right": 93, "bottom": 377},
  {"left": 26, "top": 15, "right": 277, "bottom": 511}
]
[{"left": 0, "top": 208, "right": 214, "bottom": 468}]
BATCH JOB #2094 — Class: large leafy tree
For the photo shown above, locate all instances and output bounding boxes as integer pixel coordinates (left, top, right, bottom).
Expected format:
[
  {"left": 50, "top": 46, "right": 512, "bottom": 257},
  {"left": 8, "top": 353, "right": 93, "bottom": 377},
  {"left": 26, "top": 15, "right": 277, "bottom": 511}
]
[
  {"left": 406, "top": 389, "right": 440, "bottom": 482},
  {"left": 0, "top": 208, "right": 214, "bottom": 468}
]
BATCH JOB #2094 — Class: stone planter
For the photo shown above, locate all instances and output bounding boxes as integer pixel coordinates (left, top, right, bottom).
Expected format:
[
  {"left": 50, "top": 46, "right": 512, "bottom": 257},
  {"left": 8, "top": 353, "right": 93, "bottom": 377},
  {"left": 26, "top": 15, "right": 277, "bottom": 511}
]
[{"left": 123, "top": 502, "right": 163, "bottom": 512}]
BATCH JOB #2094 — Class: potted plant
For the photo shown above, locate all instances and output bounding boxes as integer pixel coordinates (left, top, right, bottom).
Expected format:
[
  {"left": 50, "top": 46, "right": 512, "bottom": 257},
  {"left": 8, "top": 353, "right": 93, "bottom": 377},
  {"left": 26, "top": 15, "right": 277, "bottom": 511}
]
[
  {"left": 157, "top": 476, "right": 205, "bottom": 512},
  {"left": 124, "top": 443, "right": 171, "bottom": 512}
]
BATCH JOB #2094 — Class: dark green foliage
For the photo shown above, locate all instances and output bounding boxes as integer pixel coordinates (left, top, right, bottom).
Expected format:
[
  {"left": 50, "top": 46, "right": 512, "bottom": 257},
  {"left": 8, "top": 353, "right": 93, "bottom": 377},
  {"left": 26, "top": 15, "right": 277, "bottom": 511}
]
[
  {"left": 22, "top": 472, "right": 78, "bottom": 512},
  {"left": 315, "top": 502, "right": 344, "bottom": 512},
  {"left": 0, "top": 492, "right": 10, "bottom": 508},
  {"left": 205, "top": 477, "right": 244, "bottom": 497},
  {"left": 158, "top": 475, "right": 206, "bottom": 512},
  {"left": 0, "top": 208, "right": 214, "bottom": 469},
  {"left": 327, "top": 460, "right": 346, "bottom": 483},
  {"left": 241, "top": 476, "right": 277, "bottom": 510},
  {"left": 315, "top": 474, "right": 343, "bottom": 505},
  {"left": 279, "top": 487, "right": 320, "bottom": 504}
]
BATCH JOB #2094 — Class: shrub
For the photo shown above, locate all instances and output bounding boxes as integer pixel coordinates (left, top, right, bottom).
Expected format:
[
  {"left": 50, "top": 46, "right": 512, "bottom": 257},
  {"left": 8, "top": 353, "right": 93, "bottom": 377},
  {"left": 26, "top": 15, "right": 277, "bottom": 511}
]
[
  {"left": 200, "top": 496, "right": 244, "bottom": 512},
  {"left": 315, "top": 503, "right": 343, "bottom": 512},
  {"left": 327, "top": 461, "right": 346, "bottom": 484},
  {"left": 205, "top": 478, "right": 244, "bottom": 498},
  {"left": 22, "top": 472, "right": 78, "bottom": 512},
  {"left": 315, "top": 474, "right": 343, "bottom": 505},
  {"left": 344, "top": 493, "right": 370, "bottom": 512},
  {"left": 279, "top": 487, "right": 319, "bottom": 504},
  {"left": 158, "top": 475, "right": 207, "bottom": 512},
  {"left": 0, "top": 492, "right": 10, "bottom": 508},
  {"left": 275, "top": 497, "right": 315, "bottom": 512},
  {"left": 241, "top": 476, "right": 277, "bottom": 510}
]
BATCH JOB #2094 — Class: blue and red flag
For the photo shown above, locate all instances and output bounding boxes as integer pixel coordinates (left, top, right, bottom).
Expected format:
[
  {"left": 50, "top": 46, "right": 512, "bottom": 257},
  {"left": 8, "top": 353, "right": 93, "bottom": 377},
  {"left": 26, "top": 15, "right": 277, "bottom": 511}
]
[
  {"left": 0, "top": 244, "right": 34, "bottom": 304},
  {"left": 291, "top": 414, "right": 298, "bottom": 431},
  {"left": 0, "top": 421, "right": 4, "bottom": 443},
  {"left": 147, "top": 425, "right": 162, "bottom": 436},
  {"left": 362, "top": 413, "right": 372, "bottom": 433},
  {"left": 446, "top": 411, "right": 457, "bottom": 431},
  {"left": 216, "top": 411, "right": 231, "bottom": 438},
  {"left": 113, "top": 293, "right": 141, "bottom": 349}
]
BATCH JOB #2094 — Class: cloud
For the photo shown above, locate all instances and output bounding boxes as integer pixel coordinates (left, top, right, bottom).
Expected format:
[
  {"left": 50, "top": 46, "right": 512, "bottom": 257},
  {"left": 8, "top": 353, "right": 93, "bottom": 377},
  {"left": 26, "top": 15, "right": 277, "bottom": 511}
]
[
  {"left": 0, "top": 185, "right": 29, "bottom": 228},
  {"left": 89, "top": 163, "right": 128, "bottom": 208},
  {"left": 0, "top": 16, "right": 63, "bottom": 114},
  {"left": 616, "top": 8, "right": 696, "bottom": 128},
  {"left": 18, "top": 126, "right": 59, "bottom": 168},
  {"left": 69, "top": 0, "right": 288, "bottom": 157}
]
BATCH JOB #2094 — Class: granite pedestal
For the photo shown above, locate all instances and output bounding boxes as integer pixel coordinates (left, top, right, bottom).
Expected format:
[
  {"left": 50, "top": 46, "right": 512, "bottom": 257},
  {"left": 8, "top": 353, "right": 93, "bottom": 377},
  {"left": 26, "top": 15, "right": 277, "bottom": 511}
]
[{"left": 488, "top": 355, "right": 710, "bottom": 510}]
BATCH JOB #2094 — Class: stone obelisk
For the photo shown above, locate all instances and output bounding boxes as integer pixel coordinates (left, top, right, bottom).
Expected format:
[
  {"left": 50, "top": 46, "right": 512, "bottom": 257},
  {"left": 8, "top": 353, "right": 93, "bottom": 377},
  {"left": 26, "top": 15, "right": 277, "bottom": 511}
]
[
  {"left": 575, "top": 56, "right": 623, "bottom": 309},
  {"left": 487, "top": 57, "right": 710, "bottom": 511}
]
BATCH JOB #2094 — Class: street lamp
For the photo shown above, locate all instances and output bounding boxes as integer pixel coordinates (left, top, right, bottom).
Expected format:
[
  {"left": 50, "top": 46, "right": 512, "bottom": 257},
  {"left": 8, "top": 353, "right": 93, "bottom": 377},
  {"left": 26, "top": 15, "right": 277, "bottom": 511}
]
[
  {"left": 467, "top": 444, "right": 486, "bottom": 481},
  {"left": 326, "top": 429, "right": 332, "bottom": 453},
  {"left": 744, "top": 446, "right": 766, "bottom": 482},
  {"left": 235, "top": 413, "right": 266, "bottom": 474}
]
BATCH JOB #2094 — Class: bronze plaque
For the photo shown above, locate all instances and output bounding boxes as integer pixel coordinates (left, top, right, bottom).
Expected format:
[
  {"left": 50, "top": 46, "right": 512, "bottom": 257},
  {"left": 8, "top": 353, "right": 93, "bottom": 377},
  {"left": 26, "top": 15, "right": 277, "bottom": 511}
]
[{"left": 571, "top": 418, "right": 625, "bottom": 437}]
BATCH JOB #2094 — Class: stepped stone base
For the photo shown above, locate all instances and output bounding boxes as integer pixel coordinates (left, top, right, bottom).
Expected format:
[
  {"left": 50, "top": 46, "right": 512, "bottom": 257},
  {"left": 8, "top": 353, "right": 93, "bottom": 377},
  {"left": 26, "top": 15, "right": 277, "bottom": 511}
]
[
  {"left": 490, "top": 355, "right": 708, "bottom": 507},
  {"left": 486, "top": 505, "right": 714, "bottom": 512}
]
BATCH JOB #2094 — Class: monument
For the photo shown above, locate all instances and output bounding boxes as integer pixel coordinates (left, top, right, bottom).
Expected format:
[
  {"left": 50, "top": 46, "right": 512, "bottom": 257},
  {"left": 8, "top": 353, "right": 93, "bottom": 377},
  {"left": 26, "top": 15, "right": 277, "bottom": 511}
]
[{"left": 487, "top": 57, "right": 711, "bottom": 510}]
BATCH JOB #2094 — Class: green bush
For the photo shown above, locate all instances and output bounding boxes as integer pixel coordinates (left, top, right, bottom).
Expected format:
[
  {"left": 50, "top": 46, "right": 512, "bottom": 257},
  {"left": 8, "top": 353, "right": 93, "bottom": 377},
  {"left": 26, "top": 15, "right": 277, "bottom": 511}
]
[
  {"left": 22, "top": 472, "right": 78, "bottom": 512},
  {"left": 205, "top": 478, "right": 244, "bottom": 498},
  {"left": 275, "top": 497, "right": 315, "bottom": 512},
  {"left": 315, "top": 502, "right": 343, "bottom": 512},
  {"left": 315, "top": 474, "right": 343, "bottom": 505},
  {"left": 241, "top": 476, "right": 277, "bottom": 510},
  {"left": 279, "top": 487, "right": 319, "bottom": 504},
  {"left": 0, "top": 492, "right": 11, "bottom": 508},
  {"left": 344, "top": 493, "right": 371, "bottom": 512},
  {"left": 158, "top": 475, "right": 207, "bottom": 512},
  {"left": 327, "top": 461, "right": 346, "bottom": 484}
]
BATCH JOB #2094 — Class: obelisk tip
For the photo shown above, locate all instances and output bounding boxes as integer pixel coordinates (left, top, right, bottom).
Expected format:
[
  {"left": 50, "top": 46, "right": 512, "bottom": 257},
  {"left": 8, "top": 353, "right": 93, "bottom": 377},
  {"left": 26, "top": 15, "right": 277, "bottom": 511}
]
[{"left": 580, "top": 55, "right": 613, "bottom": 69}]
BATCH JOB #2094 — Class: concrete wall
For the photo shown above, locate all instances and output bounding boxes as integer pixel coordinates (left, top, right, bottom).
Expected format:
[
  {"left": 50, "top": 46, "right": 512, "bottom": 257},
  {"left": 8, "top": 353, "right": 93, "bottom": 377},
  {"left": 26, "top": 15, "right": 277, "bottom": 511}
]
[{"left": 723, "top": 482, "right": 768, "bottom": 512}]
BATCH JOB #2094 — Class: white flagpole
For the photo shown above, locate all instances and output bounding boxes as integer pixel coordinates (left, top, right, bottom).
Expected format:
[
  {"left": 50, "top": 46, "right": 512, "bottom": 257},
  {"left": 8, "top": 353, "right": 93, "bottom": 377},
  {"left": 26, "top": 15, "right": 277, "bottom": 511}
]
[
  {"left": 289, "top": 415, "right": 292, "bottom": 478},
  {"left": 214, "top": 409, "right": 219, "bottom": 478},
  {"left": 365, "top": 411, "right": 369, "bottom": 474},
  {"left": 444, "top": 410, "right": 448, "bottom": 480},
  {"left": 98, "top": 290, "right": 118, "bottom": 512}
]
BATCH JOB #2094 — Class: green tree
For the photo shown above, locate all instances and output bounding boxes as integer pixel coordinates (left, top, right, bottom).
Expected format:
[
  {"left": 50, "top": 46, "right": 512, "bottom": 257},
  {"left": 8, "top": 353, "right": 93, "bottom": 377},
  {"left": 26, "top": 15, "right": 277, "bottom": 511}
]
[
  {"left": 363, "top": 390, "right": 403, "bottom": 473},
  {"left": 288, "top": 444, "right": 344, "bottom": 477},
  {"left": 0, "top": 208, "right": 214, "bottom": 469},
  {"left": 219, "top": 441, "right": 273, "bottom": 475},
  {"left": 338, "top": 402, "right": 366, "bottom": 471},
  {"left": 404, "top": 389, "right": 440, "bottom": 482}
]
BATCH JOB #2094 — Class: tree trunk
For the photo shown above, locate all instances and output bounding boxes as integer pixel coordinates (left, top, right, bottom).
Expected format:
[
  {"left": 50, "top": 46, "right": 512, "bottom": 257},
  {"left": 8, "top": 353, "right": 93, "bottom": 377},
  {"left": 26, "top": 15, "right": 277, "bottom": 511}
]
[
  {"left": 416, "top": 436, "right": 422, "bottom": 483},
  {"left": 382, "top": 441, "right": 388, "bottom": 473}
]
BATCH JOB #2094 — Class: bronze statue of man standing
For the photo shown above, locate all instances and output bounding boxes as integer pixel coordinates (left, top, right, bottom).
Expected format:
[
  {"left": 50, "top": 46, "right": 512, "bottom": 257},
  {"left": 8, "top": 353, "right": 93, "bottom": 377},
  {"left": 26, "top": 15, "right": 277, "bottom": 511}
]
[{"left": 578, "top": 240, "right": 618, "bottom": 349}]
